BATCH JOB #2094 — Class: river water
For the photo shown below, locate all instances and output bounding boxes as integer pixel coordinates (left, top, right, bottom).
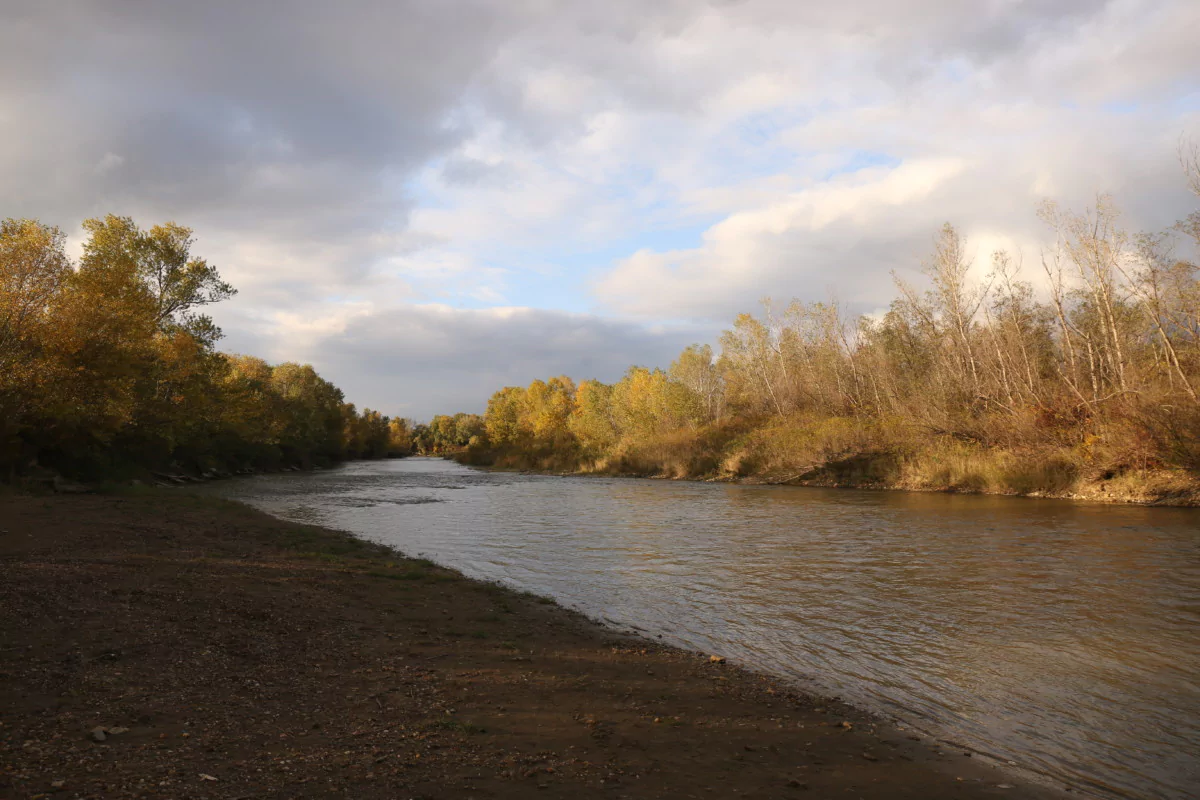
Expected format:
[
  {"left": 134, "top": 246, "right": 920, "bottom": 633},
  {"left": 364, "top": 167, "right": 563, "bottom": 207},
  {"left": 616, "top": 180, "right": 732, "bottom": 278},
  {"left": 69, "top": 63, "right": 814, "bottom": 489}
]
[{"left": 211, "top": 458, "right": 1200, "bottom": 799}]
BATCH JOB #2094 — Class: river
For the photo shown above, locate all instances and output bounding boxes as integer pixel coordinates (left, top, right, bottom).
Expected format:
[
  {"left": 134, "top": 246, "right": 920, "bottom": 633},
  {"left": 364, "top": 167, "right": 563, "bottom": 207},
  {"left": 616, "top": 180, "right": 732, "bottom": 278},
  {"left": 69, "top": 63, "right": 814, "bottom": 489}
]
[{"left": 211, "top": 457, "right": 1200, "bottom": 799}]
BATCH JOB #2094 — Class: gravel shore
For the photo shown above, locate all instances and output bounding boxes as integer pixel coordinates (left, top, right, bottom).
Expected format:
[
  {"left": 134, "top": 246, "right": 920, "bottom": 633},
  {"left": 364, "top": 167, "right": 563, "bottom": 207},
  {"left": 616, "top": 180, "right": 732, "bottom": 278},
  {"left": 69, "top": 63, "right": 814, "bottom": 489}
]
[{"left": 1, "top": 491, "right": 1064, "bottom": 799}]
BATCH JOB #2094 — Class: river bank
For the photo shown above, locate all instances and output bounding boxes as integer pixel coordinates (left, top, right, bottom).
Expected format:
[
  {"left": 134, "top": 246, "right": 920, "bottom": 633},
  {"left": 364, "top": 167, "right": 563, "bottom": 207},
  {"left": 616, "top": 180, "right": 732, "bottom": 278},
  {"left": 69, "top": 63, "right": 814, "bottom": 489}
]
[
  {"left": 454, "top": 448, "right": 1200, "bottom": 507},
  {"left": 0, "top": 490, "right": 1063, "bottom": 799}
]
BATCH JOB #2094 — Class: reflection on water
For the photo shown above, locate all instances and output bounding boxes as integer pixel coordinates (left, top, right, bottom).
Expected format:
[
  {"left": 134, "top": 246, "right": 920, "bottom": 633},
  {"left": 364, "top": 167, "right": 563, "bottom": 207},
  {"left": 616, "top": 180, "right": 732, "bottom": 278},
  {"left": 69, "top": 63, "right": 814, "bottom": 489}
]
[{"left": 211, "top": 458, "right": 1200, "bottom": 799}]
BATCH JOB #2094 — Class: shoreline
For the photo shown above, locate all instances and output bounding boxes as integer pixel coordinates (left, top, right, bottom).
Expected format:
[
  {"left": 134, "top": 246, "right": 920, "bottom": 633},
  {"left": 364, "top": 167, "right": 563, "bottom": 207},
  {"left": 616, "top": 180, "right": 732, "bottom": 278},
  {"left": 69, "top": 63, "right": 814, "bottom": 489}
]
[
  {"left": 2, "top": 490, "right": 1069, "bottom": 799},
  {"left": 454, "top": 456, "right": 1200, "bottom": 508},
  {"left": 26, "top": 450, "right": 1200, "bottom": 509}
]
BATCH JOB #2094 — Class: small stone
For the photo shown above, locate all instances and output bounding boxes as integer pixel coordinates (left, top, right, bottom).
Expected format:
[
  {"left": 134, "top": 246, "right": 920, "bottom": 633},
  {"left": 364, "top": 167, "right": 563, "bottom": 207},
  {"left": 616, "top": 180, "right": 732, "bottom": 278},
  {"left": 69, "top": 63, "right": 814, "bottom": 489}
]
[
  {"left": 709, "top": 655, "right": 726, "bottom": 664},
  {"left": 106, "top": 726, "right": 129, "bottom": 735},
  {"left": 50, "top": 779, "right": 65, "bottom": 790},
  {"left": 199, "top": 774, "right": 218, "bottom": 782},
  {"left": 997, "top": 785, "right": 1014, "bottom": 790},
  {"left": 89, "top": 727, "right": 106, "bottom": 742}
]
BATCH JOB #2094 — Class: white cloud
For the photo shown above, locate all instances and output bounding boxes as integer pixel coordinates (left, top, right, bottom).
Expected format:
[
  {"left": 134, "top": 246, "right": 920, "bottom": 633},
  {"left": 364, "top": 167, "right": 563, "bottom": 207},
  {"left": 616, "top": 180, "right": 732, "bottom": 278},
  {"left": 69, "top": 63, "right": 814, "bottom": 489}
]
[
  {"left": 595, "top": 158, "right": 973, "bottom": 318},
  {"left": 2, "top": 0, "right": 1198, "bottom": 417}
]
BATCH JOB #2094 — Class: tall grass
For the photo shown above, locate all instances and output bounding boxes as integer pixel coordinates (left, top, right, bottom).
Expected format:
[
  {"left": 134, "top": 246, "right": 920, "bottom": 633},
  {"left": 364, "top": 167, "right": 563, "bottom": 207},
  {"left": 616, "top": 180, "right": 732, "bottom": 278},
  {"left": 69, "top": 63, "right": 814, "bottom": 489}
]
[{"left": 457, "top": 416, "right": 1198, "bottom": 505}]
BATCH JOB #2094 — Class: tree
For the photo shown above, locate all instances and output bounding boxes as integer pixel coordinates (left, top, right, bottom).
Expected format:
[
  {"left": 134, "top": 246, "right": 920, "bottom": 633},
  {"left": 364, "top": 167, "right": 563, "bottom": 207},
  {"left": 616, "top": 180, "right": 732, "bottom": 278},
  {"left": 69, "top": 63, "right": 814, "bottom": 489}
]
[
  {"left": 1039, "top": 197, "right": 1135, "bottom": 401},
  {"left": 670, "top": 344, "right": 724, "bottom": 421},
  {"left": 520, "top": 376, "right": 575, "bottom": 442},
  {"left": 569, "top": 380, "right": 618, "bottom": 452},
  {"left": 80, "top": 215, "right": 235, "bottom": 342},
  {"left": 720, "top": 310, "right": 788, "bottom": 417},
  {"left": 484, "top": 386, "right": 526, "bottom": 446},
  {"left": 388, "top": 418, "right": 414, "bottom": 456}
]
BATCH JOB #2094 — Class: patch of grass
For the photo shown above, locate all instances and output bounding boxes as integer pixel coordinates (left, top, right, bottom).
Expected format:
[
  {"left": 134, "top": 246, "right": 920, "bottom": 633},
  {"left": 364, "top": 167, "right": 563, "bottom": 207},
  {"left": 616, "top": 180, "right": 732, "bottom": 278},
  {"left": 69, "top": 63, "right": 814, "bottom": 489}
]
[
  {"left": 900, "top": 442, "right": 1082, "bottom": 496},
  {"left": 999, "top": 454, "right": 1080, "bottom": 494}
]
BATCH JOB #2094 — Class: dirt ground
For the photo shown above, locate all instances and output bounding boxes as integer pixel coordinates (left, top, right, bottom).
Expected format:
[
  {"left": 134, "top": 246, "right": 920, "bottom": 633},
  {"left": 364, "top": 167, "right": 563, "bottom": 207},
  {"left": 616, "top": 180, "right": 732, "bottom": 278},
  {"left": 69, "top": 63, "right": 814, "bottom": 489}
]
[{"left": 1, "top": 491, "right": 1066, "bottom": 799}]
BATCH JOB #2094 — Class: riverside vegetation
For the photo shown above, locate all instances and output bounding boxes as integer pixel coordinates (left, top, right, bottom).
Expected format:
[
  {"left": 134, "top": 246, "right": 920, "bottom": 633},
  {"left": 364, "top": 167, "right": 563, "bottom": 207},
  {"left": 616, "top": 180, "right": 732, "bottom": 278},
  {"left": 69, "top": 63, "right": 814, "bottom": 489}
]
[
  {"left": 457, "top": 159, "right": 1200, "bottom": 505},
  {"left": 0, "top": 215, "right": 414, "bottom": 483}
]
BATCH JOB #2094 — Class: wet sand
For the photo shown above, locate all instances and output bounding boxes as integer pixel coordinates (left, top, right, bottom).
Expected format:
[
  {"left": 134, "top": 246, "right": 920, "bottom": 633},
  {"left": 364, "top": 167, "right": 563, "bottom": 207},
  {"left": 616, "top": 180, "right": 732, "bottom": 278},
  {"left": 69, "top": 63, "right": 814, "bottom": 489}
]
[{"left": 1, "top": 491, "right": 1065, "bottom": 799}]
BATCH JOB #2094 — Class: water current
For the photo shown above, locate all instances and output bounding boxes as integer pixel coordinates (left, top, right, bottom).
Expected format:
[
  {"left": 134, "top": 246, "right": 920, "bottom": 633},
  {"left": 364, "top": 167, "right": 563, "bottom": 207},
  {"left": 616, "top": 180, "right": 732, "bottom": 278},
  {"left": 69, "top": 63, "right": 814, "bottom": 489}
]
[{"left": 211, "top": 458, "right": 1200, "bottom": 799}]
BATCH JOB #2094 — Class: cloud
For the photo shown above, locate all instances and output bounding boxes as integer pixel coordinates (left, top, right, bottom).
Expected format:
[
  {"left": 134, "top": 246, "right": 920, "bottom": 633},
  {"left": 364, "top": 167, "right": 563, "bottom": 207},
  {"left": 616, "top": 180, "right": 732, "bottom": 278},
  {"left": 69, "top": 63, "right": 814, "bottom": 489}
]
[
  {"left": 586, "top": 1, "right": 1200, "bottom": 319},
  {"left": 2, "top": 1, "right": 1198, "bottom": 417},
  {"left": 0, "top": 2, "right": 522, "bottom": 306},
  {"left": 595, "top": 158, "right": 971, "bottom": 318},
  {"left": 593, "top": 104, "right": 1200, "bottom": 319},
  {"left": 262, "top": 305, "right": 705, "bottom": 418}
]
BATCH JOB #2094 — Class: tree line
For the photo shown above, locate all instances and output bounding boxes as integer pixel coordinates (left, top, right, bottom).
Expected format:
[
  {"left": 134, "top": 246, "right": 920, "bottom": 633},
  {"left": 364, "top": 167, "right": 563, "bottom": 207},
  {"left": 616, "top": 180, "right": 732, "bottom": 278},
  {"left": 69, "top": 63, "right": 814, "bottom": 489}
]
[
  {"left": 0, "top": 215, "right": 412, "bottom": 482},
  {"left": 408, "top": 413, "right": 486, "bottom": 455},
  {"left": 458, "top": 157, "right": 1200, "bottom": 501}
]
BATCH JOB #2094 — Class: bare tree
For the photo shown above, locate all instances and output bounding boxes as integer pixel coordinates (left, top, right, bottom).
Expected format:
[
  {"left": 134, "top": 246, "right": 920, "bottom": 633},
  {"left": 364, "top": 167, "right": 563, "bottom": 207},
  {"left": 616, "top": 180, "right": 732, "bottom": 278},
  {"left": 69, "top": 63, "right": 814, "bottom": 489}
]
[{"left": 1039, "top": 197, "right": 1134, "bottom": 399}]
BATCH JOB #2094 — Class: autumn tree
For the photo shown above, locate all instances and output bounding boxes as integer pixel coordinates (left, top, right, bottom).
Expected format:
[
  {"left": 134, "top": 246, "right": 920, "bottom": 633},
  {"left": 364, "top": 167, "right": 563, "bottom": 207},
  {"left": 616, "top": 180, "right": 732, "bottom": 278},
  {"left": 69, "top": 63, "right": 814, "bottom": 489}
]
[{"left": 670, "top": 344, "right": 724, "bottom": 421}]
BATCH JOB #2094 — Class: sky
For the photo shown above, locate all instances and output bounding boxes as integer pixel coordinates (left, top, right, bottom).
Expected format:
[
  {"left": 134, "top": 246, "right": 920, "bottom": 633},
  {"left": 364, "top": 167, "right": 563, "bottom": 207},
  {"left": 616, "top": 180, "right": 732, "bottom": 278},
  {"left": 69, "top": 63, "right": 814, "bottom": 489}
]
[{"left": 2, "top": 0, "right": 1198, "bottom": 419}]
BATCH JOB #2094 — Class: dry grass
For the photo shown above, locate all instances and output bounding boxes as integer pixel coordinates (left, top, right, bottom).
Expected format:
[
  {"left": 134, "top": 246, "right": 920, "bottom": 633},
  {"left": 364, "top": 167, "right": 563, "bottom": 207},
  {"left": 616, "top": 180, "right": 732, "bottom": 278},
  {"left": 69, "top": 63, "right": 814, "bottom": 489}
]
[
  {"left": 457, "top": 413, "right": 1199, "bottom": 505},
  {"left": 896, "top": 443, "right": 1080, "bottom": 495}
]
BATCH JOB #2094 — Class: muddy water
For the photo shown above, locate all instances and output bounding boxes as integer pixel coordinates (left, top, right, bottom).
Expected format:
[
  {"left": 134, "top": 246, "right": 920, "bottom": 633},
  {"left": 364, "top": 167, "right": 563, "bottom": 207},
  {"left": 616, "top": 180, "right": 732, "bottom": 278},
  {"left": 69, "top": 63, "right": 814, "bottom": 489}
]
[{"left": 212, "top": 458, "right": 1200, "bottom": 799}]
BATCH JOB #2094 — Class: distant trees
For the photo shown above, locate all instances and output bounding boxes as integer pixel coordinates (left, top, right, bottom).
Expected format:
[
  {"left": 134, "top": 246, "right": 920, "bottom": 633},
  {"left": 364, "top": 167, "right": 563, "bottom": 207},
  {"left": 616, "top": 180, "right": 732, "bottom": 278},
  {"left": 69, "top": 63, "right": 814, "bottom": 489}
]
[
  {"left": 411, "top": 413, "right": 485, "bottom": 454},
  {"left": 0, "top": 215, "right": 406, "bottom": 480},
  {"left": 387, "top": 417, "right": 414, "bottom": 457},
  {"left": 460, "top": 163, "right": 1200, "bottom": 493},
  {"left": 468, "top": 367, "right": 706, "bottom": 464}
]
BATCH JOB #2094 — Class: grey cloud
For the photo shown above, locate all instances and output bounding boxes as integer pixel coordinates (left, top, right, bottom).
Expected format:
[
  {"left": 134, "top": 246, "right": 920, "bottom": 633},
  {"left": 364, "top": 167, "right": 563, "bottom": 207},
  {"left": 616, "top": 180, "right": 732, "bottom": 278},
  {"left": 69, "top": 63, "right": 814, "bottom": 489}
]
[
  {"left": 2, "top": 0, "right": 1196, "bottom": 416},
  {"left": 439, "top": 156, "right": 518, "bottom": 188},
  {"left": 0, "top": 1, "right": 539, "bottom": 322},
  {"left": 1, "top": 1, "right": 517, "bottom": 242},
  {"left": 294, "top": 306, "right": 706, "bottom": 419},
  {"left": 4, "top": 1, "right": 1188, "bottom": 230}
]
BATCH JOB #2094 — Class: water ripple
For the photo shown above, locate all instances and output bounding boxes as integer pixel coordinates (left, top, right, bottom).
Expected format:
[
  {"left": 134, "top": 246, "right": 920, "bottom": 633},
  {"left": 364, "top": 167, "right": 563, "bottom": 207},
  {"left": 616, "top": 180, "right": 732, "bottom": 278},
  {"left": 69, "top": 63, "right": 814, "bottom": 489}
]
[{"left": 211, "top": 458, "right": 1200, "bottom": 800}]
